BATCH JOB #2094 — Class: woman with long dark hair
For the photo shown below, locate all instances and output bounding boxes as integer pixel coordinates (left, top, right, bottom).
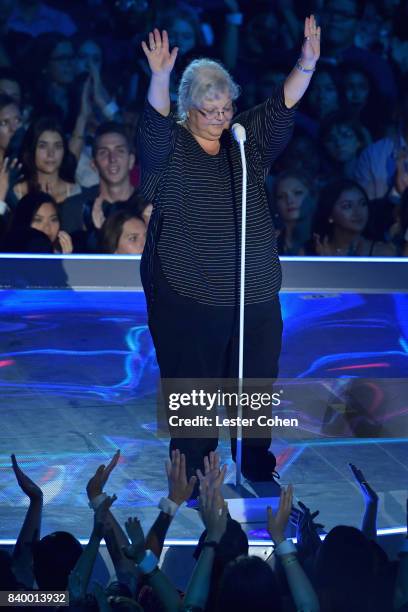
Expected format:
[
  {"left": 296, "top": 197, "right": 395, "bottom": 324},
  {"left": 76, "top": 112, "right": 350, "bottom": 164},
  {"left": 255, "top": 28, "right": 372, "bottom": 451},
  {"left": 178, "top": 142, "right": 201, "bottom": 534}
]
[
  {"left": 312, "top": 179, "right": 395, "bottom": 256},
  {"left": 14, "top": 116, "right": 80, "bottom": 204},
  {"left": 2, "top": 191, "right": 73, "bottom": 253}
]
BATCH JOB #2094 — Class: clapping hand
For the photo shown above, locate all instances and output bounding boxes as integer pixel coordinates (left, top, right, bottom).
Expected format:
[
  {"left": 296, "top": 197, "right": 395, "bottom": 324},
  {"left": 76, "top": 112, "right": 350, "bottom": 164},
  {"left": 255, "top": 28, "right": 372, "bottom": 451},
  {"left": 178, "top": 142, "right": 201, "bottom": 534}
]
[
  {"left": 141, "top": 29, "right": 178, "bottom": 76},
  {"left": 301, "top": 15, "right": 321, "bottom": 67},
  {"left": 349, "top": 463, "right": 378, "bottom": 505},
  {"left": 123, "top": 517, "right": 145, "bottom": 564},
  {"left": 0, "top": 157, "right": 23, "bottom": 201},
  {"left": 11, "top": 454, "right": 43, "bottom": 502},
  {"left": 267, "top": 484, "right": 293, "bottom": 545},
  {"left": 166, "top": 449, "right": 197, "bottom": 505},
  {"left": 86, "top": 449, "right": 120, "bottom": 501},
  {"left": 313, "top": 233, "right": 332, "bottom": 256},
  {"left": 56, "top": 231, "right": 73, "bottom": 254}
]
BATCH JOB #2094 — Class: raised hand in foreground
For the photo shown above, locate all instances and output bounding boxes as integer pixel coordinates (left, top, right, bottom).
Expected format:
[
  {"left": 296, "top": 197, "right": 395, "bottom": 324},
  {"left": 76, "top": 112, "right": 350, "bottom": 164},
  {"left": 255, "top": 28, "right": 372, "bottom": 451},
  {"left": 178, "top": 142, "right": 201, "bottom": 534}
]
[
  {"left": 11, "top": 454, "right": 43, "bottom": 502},
  {"left": 166, "top": 449, "right": 197, "bottom": 505},
  {"left": 267, "top": 484, "right": 293, "bottom": 545},
  {"left": 86, "top": 449, "right": 120, "bottom": 501}
]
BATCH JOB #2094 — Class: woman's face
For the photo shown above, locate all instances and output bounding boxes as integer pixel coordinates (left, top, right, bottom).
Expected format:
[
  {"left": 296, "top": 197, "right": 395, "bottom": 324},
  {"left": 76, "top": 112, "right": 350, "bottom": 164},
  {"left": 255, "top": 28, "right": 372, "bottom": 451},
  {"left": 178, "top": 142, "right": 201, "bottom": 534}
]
[
  {"left": 35, "top": 130, "right": 64, "bottom": 175},
  {"left": 48, "top": 41, "right": 75, "bottom": 85},
  {"left": 31, "top": 202, "right": 60, "bottom": 243},
  {"left": 308, "top": 72, "right": 339, "bottom": 117},
  {"left": 344, "top": 71, "right": 370, "bottom": 110},
  {"left": 188, "top": 90, "right": 234, "bottom": 142},
  {"left": 276, "top": 177, "right": 310, "bottom": 222},
  {"left": 325, "top": 123, "right": 361, "bottom": 163},
  {"left": 115, "top": 217, "right": 146, "bottom": 254},
  {"left": 0, "top": 103, "right": 22, "bottom": 151},
  {"left": 77, "top": 40, "right": 102, "bottom": 74},
  {"left": 168, "top": 18, "right": 196, "bottom": 56},
  {"left": 331, "top": 187, "right": 368, "bottom": 233}
]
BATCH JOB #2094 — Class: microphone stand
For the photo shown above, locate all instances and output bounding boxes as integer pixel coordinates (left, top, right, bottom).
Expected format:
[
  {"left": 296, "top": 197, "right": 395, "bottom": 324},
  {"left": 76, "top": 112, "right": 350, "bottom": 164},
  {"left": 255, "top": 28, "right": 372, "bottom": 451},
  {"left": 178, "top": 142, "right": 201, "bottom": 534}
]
[{"left": 233, "top": 124, "right": 247, "bottom": 487}]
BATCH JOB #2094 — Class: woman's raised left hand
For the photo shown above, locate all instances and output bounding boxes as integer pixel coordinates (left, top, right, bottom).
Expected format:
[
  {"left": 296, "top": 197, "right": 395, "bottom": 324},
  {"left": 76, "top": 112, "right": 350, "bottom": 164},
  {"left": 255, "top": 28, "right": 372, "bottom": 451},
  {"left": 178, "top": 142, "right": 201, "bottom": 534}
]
[{"left": 300, "top": 15, "right": 321, "bottom": 67}]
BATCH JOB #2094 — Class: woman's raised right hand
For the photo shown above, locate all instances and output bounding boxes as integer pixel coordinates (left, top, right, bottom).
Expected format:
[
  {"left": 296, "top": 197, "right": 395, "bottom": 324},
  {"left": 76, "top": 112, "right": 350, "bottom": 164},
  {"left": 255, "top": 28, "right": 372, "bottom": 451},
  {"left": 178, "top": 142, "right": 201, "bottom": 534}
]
[{"left": 141, "top": 29, "right": 178, "bottom": 76}]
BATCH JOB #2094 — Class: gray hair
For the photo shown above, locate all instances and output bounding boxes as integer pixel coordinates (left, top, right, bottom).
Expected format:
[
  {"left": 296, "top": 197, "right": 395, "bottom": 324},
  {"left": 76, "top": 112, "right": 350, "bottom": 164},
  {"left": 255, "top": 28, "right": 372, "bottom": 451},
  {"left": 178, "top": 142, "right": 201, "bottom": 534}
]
[{"left": 177, "top": 58, "right": 240, "bottom": 120}]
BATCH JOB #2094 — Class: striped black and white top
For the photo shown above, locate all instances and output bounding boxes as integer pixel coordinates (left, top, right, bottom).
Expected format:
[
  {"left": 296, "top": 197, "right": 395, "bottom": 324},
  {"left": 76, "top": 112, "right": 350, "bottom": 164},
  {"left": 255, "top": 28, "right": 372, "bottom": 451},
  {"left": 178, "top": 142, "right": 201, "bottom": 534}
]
[{"left": 138, "top": 86, "right": 296, "bottom": 308}]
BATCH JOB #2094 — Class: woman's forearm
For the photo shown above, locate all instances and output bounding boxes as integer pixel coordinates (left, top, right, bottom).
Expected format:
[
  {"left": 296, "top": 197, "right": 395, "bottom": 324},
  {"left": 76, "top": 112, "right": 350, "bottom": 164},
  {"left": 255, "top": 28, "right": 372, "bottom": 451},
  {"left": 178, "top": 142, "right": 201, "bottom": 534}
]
[
  {"left": 361, "top": 501, "right": 378, "bottom": 541},
  {"left": 281, "top": 554, "right": 320, "bottom": 612},
  {"left": 145, "top": 511, "right": 173, "bottom": 558},
  {"left": 12, "top": 499, "right": 42, "bottom": 587},
  {"left": 148, "top": 74, "right": 171, "bottom": 116},
  {"left": 182, "top": 547, "right": 215, "bottom": 610},
  {"left": 284, "top": 63, "right": 315, "bottom": 109},
  {"left": 148, "top": 569, "right": 181, "bottom": 612}
]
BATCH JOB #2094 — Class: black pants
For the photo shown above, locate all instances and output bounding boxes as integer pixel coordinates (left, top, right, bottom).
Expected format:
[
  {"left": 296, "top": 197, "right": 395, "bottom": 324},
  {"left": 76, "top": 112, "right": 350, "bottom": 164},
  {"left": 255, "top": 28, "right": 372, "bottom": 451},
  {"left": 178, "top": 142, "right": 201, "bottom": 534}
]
[{"left": 147, "top": 256, "right": 283, "bottom": 480}]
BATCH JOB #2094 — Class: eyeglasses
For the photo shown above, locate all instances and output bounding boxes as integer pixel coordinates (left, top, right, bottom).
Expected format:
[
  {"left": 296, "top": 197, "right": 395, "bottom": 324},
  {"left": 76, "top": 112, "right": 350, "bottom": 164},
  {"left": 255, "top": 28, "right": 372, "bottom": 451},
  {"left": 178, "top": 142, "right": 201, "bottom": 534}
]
[
  {"left": 0, "top": 116, "right": 22, "bottom": 129},
  {"left": 195, "top": 103, "right": 236, "bottom": 120}
]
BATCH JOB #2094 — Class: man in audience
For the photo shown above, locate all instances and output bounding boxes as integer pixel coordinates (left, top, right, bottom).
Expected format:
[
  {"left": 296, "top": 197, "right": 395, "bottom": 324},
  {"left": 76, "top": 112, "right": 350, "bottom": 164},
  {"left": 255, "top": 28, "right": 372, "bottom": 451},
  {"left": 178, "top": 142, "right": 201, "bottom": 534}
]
[{"left": 60, "top": 121, "right": 141, "bottom": 251}]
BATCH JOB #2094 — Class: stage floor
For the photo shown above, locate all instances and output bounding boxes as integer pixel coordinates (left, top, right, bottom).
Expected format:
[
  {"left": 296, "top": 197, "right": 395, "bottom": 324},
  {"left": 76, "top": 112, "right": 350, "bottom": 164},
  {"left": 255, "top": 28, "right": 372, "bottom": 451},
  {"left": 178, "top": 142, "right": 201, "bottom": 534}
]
[{"left": 0, "top": 289, "right": 407, "bottom": 541}]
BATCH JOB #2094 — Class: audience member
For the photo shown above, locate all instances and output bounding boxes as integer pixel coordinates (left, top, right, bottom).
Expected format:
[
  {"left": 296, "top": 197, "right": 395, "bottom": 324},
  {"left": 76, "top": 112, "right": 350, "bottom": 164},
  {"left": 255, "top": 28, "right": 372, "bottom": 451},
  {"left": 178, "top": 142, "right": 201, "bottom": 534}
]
[
  {"left": 27, "top": 34, "right": 77, "bottom": 128},
  {"left": 13, "top": 116, "right": 79, "bottom": 206},
  {"left": 355, "top": 83, "right": 408, "bottom": 200},
  {"left": 4, "top": 447, "right": 408, "bottom": 612},
  {"left": 100, "top": 209, "right": 146, "bottom": 254},
  {"left": 320, "top": 113, "right": 368, "bottom": 181},
  {"left": 311, "top": 178, "right": 396, "bottom": 256},
  {"left": 0, "top": 2, "right": 406, "bottom": 259},
  {"left": 0, "top": 68, "right": 23, "bottom": 106},
  {"left": 340, "top": 63, "right": 387, "bottom": 140},
  {"left": 61, "top": 121, "right": 141, "bottom": 251},
  {"left": 299, "top": 68, "right": 340, "bottom": 138},
  {"left": 319, "top": 0, "right": 398, "bottom": 103},
  {"left": 274, "top": 170, "right": 316, "bottom": 255},
  {"left": 2, "top": 191, "right": 73, "bottom": 253},
  {"left": 0, "top": 95, "right": 22, "bottom": 166}
]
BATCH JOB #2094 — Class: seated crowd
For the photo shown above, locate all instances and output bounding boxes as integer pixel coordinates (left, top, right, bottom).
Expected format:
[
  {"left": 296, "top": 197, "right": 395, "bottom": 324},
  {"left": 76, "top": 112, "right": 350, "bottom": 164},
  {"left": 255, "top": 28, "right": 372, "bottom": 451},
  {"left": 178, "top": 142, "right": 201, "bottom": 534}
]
[
  {"left": 3, "top": 450, "right": 408, "bottom": 611},
  {"left": 0, "top": 0, "right": 408, "bottom": 257}
]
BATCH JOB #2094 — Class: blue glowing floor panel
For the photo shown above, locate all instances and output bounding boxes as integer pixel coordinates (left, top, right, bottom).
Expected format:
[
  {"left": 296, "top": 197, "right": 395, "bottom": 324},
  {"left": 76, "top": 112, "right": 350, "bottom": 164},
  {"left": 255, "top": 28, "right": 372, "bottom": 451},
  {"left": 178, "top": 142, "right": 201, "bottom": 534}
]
[{"left": 0, "top": 289, "right": 407, "bottom": 540}]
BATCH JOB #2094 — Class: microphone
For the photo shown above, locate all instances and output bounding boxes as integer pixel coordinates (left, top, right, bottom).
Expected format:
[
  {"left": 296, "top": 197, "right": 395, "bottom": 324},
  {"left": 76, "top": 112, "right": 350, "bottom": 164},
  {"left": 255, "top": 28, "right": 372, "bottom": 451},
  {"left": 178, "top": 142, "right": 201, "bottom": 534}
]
[{"left": 232, "top": 123, "right": 246, "bottom": 144}]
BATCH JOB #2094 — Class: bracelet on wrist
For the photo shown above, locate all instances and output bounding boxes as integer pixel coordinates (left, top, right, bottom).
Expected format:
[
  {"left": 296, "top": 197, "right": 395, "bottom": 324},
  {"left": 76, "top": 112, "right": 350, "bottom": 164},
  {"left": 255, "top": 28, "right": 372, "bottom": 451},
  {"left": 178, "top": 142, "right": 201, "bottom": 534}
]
[
  {"left": 274, "top": 539, "right": 297, "bottom": 556},
  {"left": 137, "top": 550, "right": 159, "bottom": 574},
  {"left": 295, "top": 59, "right": 316, "bottom": 74},
  {"left": 158, "top": 496, "right": 180, "bottom": 517}
]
